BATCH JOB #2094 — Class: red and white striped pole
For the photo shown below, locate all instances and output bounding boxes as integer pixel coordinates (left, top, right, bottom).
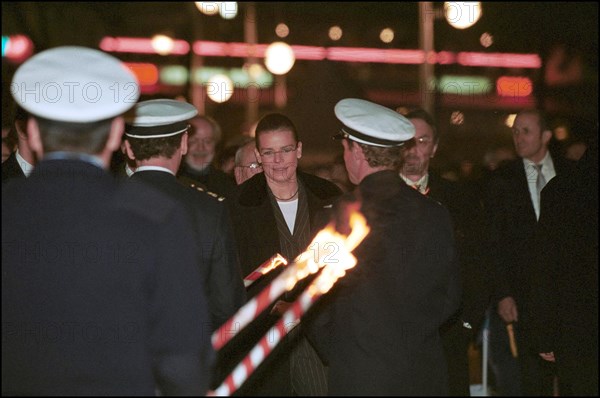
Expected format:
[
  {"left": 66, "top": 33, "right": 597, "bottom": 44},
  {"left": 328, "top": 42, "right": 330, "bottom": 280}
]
[
  {"left": 212, "top": 253, "right": 312, "bottom": 351},
  {"left": 210, "top": 259, "right": 352, "bottom": 396},
  {"left": 243, "top": 253, "right": 287, "bottom": 287}
]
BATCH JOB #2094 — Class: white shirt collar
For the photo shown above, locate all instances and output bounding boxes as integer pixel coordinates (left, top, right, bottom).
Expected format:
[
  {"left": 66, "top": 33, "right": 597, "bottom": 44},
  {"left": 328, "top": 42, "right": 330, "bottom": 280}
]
[
  {"left": 15, "top": 149, "right": 35, "bottom": 177},
  {"left": 134, "top": 165, "right": 175, "bottom": 176},
  {"left": 125, "top": 163, "right": 136, "bottom": 177},
  {"left": 522, "top": 151, "right": 555, "bottom": 180},
  {"left": 399, "top": 172, "right": 429, "bottom": 194}
]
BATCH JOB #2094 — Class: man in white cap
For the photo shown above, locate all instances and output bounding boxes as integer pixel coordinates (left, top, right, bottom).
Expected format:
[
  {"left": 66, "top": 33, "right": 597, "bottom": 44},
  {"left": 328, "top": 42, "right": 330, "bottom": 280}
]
[
  {"left": 3, "top": 47, "right": 213, "bottom": 395},
  {"left": 124, "top": 98, "right": 246, "bottom": 333},
  {"left": 308, "top": 98, "right": 461, "bottom": 395}
]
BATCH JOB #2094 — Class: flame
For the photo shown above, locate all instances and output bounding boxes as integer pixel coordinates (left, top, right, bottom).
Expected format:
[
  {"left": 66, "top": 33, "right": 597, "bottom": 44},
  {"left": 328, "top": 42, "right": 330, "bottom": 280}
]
[
  {"left": 207, "top": 208, "right": 369, "bottom": 396},
  {"left": 262, "top": 253, "right": 287, "bottom": 274},
  {"left": 287, "top": 208, "right": 369, "bottom": 294}
]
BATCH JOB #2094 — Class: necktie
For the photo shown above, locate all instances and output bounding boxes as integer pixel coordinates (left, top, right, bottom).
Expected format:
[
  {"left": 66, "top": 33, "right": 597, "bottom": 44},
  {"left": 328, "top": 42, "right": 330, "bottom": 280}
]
[
  {"left": 535, "top": 164, "right": 546, "bottom": 198},
  {"left": 412, "top": 183, "right": 430, "bottom": 196}
]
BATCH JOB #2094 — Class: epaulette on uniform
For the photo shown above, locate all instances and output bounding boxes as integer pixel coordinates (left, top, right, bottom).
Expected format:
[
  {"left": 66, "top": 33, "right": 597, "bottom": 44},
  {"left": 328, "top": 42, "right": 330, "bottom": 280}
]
[{"left": 189, "top": 183, "right": 226, "bottom": 202}]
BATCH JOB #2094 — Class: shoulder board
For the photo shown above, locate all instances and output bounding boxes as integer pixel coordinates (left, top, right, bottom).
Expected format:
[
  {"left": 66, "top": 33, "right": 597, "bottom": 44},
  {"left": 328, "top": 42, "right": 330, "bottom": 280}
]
[{"left": 189, "top": 183, "right": 226, "bottom": 202}]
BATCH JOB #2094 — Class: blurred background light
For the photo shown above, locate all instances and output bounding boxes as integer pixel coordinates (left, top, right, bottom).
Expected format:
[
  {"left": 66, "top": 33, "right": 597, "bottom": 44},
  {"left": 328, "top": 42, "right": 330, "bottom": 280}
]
[
  {"left": 437, "top": 75, "right": 492, "bottom": 95},
  {"left": 160, "top": 65, "right": 189, "bottom": 86},
  {"left": 100, "top": 36, "right": 189, "bottom": 55},
  {"left": 265, "top": 41, "right": 295, "bottom": 75},
  {"left": 195, "top": 2, "right": 220, "bottom": 15},
  {"left": 275, "top": 23, "right": 290, "bottom": 38},
  {"left": 124, "top": 63, "right": 159, "bottom": 86},
  {"left": 219, "top": 2, "right": 238, "bottom": 19},
  {"left": 328, "top": 26, "right": 343, "bottom": 41},
  {"left": 505, "top": 114, "right": 517, "bottom": 128},
  {"left": 457, "top": 52, "right": 541, "bottom": 68},
  {"left": 2, "top": 34, "right": 34, "bottom": 63},
  {"left": 553, "top": 125, "right": 569, "bottom": 141},
  {"left": 444, "top": 2, "right": 482, "bottom": 29},
  {"left": 480, "top": 32, "right": 493, "bottom": 48},
  {"left": 206, "top": 73, "right": 234, "bottom": 103},
  {"left": 379, "top": 28, "right": 394, "bottom": 44},
  {"left": 450, "top": 110, "right": 465, "bottom": 125},
  {"left": 496, "top": 76, "right": 533, "bottom": 97},
  {"left": 151, "top": 34, "right": 174, "bottom": 55}
]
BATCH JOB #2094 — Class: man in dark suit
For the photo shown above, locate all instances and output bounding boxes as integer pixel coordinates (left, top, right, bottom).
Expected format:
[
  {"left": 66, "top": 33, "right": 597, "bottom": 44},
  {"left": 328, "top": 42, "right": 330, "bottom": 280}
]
[
  {"left": 2, "top": 105, "right": 35, "bottom": 182},
  {"left": 485, "top": 109, "right": 574, "bottom": 395},
  {"left": 2, "top": 46, "right": 213, "bottom": 396},
  {"left": 528, "top": 144, "right": 598, "bottom": 396},
  {"left": 124, "top": 98, "right": 246, "bottom": 333},
  {"left": 178, "top": 115, "right": 237, "bottom": 199},
  {"left": 309, "top": 98, "right": 461, "bottom": 395},
  {"left": 400, "top": 108, "right": 488, "bottom": 396}
]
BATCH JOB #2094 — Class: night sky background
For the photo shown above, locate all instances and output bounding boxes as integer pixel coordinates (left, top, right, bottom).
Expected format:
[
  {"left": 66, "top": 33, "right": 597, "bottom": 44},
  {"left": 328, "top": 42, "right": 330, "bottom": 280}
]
[{"left": 3, "top": 2, "right": 598, "bottom": 171}]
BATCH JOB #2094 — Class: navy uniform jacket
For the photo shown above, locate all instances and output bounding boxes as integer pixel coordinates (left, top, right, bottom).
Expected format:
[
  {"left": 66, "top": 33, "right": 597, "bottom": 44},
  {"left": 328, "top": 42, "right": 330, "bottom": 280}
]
[
  {"left": 2, "top": 159, "right": 213, "bottom": 396},
  {"left": 130, "top": 170, "right": 246, "bottom": 331},
  {"left": 308, "top": 170, "right": 461, "bottom": 395},
  {"left": 428, "top": 172, "right": 489, "bottom": 328},
  {"left": 1, "top": 152, "right": 26, "bottom": 182},
  {"left": 178, "top": 163, "right": 237, "bottom": 200}
]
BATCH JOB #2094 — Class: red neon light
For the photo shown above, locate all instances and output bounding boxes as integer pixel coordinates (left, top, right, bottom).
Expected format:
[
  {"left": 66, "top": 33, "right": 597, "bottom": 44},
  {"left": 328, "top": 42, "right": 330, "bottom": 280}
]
[
  {"left": 328, "top": 47, "right": 425, "bottom": 64},
  {"left": 193, "top": 41, "right": 325, "bottom": 60},
  {"left": 458, "top": 52, "right": 541, "bottom": 69},
  {"left": 366, "top": 89, "right": 536, "bottom": 110},
  {"left": 123, "top": 62, "right": 159, "bottom": 86},
  {"left": 193, "top": 41, "right": 228, "bottom": 56},
  {"left": 5, "top": 35, "right": 34, "bottom": 62},
  {"left": 101, "top": 37, "right": 541, "bottom": 69},
  {"left": 437, "top": 51, "right": 456, "bottom": 65},
  {"left": 229, "top": 43, "right": 268, "bottom": 58},
  {"left": 290, "top": 45, "right": 327, "bottom": 60},
  {"left": 100, "top": 37, "right": 189, "bottom": 55},
  {"left": 496, "top": 76, "right": 533, "bottom": 97}
]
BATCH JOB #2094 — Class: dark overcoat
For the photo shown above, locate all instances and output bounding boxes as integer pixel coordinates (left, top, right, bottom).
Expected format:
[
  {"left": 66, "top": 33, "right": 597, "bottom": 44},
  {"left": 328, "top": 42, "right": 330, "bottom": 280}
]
[
  {"left": 309, "top": 170, "right": 461, "bottom": 395},
  {"left": 130, "top": 170, "right": 246, "bottom": 331},
  {"left": 2, "top": 159, "right": 213, "bottom": 395}
]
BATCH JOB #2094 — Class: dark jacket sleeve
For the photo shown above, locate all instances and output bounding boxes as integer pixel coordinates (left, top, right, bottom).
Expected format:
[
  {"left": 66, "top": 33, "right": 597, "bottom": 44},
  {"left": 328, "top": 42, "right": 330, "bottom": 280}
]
[
  {"left": 205, "top": 203, "right": 247, "bottom": 331},
  {"left": 484, "top": 174, "right": 514, "bottom": 302}
]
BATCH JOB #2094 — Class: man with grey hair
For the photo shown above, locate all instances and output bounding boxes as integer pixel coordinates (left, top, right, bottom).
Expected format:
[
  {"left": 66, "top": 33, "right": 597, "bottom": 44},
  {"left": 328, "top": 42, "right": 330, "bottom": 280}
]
[
  {"left": 233, "top": 137, "right": 262, "bottom": 185},
  {"left": 179, "top": 115, "right": 236, "bottom": 198},
  {"left": 309, "top": 98, "right": 461, "bottom": 395},
  {"left": 3, "top": 46, "right": 213, "bottom": 395}
]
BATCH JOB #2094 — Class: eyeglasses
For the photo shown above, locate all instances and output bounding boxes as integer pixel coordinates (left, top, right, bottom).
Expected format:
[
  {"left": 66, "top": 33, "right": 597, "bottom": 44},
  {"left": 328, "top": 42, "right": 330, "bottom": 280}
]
[
  {"left": 236, "top": 162, "right": 262, "bottom": 170},
  {"left": 259, "top": 145, "right": 297, "bottom": 159},
  {"left": 409, "top": 137, "right": 434, "bottom": 146}
]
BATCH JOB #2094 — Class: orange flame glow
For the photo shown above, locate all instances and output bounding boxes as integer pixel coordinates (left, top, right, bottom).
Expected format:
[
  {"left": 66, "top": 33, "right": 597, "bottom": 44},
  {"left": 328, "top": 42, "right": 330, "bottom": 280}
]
[{"left": 288, "top": 209, "right": 369, "bottom": 294}]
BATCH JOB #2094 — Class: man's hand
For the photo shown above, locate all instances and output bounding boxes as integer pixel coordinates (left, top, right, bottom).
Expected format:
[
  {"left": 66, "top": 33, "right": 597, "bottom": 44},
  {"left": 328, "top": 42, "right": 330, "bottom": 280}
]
[
  {"left": 498, "top": 296, "right": 518, "bottom": 323},
  {"left": 270, "top": 300, "right": 292, "bottom": 316}
]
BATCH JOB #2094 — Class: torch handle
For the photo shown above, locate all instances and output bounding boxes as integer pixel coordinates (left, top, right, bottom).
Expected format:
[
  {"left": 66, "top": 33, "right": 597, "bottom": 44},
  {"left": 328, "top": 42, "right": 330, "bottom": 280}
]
[
  {"left": 210, "top": 291, "right": 313, "bottom": 396},
  {"left": 506, "top": 323, "right": 518, "bottom": 358}
]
